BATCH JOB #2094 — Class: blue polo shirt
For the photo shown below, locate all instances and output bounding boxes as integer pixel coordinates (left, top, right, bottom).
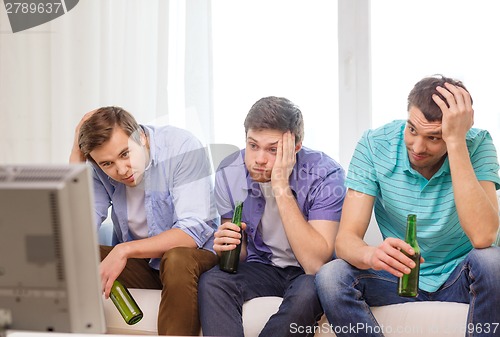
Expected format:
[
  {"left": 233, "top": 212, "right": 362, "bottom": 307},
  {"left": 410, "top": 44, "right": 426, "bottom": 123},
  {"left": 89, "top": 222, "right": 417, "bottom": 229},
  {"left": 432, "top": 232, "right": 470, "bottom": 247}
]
[
  {"left": 346, "top": 120, "right": 500, "bottom": 292},
  {"left": 215, "top": 146, "right": 346, "bottom": 267}
]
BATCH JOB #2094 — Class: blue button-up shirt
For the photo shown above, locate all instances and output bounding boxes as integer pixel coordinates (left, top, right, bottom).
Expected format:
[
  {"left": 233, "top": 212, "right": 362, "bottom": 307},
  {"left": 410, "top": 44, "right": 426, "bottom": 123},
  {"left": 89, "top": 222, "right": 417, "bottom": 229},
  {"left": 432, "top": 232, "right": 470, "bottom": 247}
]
[
  {"left": 215, "top": 146, "right": 346, "bottom": 266},
  {"left": 91, "top": 124, "right": 218, "bottom": 269}
]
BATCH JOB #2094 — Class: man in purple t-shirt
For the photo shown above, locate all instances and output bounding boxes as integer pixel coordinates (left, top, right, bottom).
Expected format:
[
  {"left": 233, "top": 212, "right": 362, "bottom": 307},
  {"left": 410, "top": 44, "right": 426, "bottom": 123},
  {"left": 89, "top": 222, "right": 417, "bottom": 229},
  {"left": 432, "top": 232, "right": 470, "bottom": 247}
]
[{"left": 199, "top": 96, "right": 346, "bottom": 337}]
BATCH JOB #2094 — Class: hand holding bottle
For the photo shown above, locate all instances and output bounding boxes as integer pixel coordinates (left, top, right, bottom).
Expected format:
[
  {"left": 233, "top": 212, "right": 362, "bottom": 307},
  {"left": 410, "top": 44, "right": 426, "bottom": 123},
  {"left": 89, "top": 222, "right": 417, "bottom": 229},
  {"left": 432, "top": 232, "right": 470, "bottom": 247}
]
[
  {"left": 218, "top": 202, "right": 244, "bottom": 273},
  {"left": 213, "top": 203, "right": 246, "bottom": 254},
  {"left": 398, "top": 214, "right": 421, "bottom": 297},
  {"left": 366, "top": 236, "right": 423, "bottom": 277},
  {"left": 213, "top": 222, "right": 246, "bottom": 253}
]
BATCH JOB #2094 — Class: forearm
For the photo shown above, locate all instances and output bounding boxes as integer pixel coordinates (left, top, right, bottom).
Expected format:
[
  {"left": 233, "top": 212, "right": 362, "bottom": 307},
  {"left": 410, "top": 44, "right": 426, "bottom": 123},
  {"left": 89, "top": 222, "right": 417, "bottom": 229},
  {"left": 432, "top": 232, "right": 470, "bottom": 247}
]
[
  {"left": 275, "top": 188, "right": 334, "bottom": 274},
  {"left": 116, "top": 228, "right": 197, "bottom": 259},
  {"left": 447, "top": 141, "right": 499, "bottom": 247},
  {"left": 69, "top": 146, "right": 85, "bottom": 163},
  {"left": 335, "top": 231, "right": 374, "bottom": 270}
]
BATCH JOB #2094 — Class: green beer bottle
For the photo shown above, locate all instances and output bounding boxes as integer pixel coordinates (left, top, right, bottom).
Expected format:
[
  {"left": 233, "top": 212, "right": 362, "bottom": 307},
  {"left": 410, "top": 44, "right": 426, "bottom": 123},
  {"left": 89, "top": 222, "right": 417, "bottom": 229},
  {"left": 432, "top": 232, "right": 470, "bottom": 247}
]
[
  {"left": 219, "top": 201, "right": 243, "bottom": 273},
  {"left": 398, "top": 214, "right": 421, "bottom": 297},
  {"left": 110, "top": 280, "right": 144, "bottom": 325}
]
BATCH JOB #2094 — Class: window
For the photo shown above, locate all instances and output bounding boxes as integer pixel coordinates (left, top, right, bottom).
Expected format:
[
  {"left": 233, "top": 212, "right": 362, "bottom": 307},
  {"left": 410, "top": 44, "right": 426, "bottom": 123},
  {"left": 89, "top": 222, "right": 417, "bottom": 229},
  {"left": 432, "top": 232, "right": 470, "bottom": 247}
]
[
  {"left": 371, "top": 0, "right": 500, "bottom": 147},
  {"left": 211, "top": 0, "right": 339, "bottom": 160}
]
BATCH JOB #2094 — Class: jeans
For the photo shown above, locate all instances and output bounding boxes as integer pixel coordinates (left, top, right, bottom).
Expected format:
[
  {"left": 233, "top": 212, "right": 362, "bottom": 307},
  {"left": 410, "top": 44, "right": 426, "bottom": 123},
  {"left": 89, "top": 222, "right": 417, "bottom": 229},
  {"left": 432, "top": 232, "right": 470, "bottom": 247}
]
[
  {"left": 101, "top": 246, "right": 218, "bottom": 336},
  {"left": 198, "top": 262, "right": 323, "bottom": 337},
  {"left": 315, "top": 247, "right": 500, "bottom": 337}
]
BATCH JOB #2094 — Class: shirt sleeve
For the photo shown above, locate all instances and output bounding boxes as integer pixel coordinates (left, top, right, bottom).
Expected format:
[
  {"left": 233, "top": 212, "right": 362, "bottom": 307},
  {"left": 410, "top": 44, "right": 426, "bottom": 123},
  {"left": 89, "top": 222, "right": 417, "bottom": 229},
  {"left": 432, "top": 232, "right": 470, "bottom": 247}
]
[
  {"left": 307, "top": 165, "right": 346, "bottom": 222},
  {"left": 214, "top": 169, "right": 233, "bottom": 220},
  {"left": 90, "top": 165, "right": 112, "bottom": 229},
  {"left": 170, "top": 137, "right": 217, "bottom": 247},
  {"left": 469, "top": 130, "right": 500, "bottom": 189},
  {"left": 214, "top": 152, "right": 248, "bottom": 220},
  {"left": 345, "top": 130, "right": 380, "bottom": 197}
]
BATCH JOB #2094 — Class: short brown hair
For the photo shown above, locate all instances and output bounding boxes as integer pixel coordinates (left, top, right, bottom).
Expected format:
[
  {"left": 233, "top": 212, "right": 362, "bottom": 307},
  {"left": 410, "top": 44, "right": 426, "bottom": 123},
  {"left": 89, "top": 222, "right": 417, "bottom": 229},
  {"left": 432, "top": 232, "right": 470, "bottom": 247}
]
[
  {"left": 244, "top": 96, "right": 304, "bottom": 144},
  {"left": 407, "top": 74, "right": 472, "bottom": 121},
  {"left": 78, "top": 106, "right": 142, "bottom": 162}
]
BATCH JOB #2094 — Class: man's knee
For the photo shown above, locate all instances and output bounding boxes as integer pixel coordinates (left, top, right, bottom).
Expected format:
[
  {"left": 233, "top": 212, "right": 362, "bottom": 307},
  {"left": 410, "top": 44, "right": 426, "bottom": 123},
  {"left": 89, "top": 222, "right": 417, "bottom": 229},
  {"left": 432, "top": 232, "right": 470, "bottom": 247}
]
[
  {"left": 468, "top": 246, "right": 500, "bottom": 271},
  {"left": 468, "top": 246, "right": 500, "bottom": 275},
  {"left": 161, "top": 247, "right": 217, "bottom": 274},
  {"left": 162, "top": 246, "right": 194, "bottom": 265},
  {"left": 316, "top": 259, "right": 352, "bottom": 296},
  {"left": 160, "top": 247, "right": 203, "bottom": 285},
  {"left": 286, "top": 274, "right": 315, "bottom": 298},
  {"left": 198, "top": 266, "right": 231, "bottom": 300}
]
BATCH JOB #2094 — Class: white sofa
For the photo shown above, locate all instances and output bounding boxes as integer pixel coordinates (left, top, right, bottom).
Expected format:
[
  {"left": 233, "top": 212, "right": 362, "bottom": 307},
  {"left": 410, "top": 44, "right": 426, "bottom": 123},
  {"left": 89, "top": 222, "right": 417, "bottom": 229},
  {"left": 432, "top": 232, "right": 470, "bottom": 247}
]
[
  {"left": 101, "top": 190, "right": 500, "bottom": 337},
  {"left": 101, "top": 217, "right": 490, "bottom": 337},
  {"left": 103, "top": 289, "right": 469, "bottom": 337}
]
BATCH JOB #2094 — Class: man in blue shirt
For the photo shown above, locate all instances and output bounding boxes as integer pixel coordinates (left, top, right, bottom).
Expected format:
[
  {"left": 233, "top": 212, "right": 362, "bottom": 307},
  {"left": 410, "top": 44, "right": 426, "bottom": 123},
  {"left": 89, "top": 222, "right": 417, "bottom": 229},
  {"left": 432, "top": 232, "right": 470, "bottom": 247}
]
[
  {"left": 316, "top": 75, "right": 500, "bottom": 336},
  {"left": 198, "top": 96, "right": 346, "bottom": 337},
  {"left": 70, "top": 106, "right": 218, "bottom": 335}
]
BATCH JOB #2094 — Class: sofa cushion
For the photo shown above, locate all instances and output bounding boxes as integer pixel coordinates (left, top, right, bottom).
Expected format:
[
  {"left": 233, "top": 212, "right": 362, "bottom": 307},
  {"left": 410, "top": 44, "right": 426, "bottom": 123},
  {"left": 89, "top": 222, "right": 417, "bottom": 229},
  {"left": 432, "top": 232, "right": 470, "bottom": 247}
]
[
  {"left": 104, "top": 289, "right": 469, "bottom": 337},
  {"left": 370, "top": 302, "right": 468, "bottom": 337}
]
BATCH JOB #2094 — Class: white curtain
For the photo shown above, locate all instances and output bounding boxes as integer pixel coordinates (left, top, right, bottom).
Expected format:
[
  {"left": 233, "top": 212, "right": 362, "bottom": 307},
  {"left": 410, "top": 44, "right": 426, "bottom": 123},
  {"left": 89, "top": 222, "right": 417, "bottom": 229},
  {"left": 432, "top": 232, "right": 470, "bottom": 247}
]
[{"left": 0, "top": 0, "right": 213, "bottom": 164}]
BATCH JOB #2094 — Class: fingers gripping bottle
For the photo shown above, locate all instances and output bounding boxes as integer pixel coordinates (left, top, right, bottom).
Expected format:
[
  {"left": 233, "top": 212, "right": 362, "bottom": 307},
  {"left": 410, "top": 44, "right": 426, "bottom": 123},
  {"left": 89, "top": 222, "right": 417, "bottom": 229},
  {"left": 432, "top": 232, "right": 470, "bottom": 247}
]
[
  {"left": 219, "top": 201, "right": 243, "bottom": 273},
  {"left": 110, "top": 280, "right": 144, "bottom": 325},
  {"left": 397, "top": 214, "right": 421, "bottom": 297}
]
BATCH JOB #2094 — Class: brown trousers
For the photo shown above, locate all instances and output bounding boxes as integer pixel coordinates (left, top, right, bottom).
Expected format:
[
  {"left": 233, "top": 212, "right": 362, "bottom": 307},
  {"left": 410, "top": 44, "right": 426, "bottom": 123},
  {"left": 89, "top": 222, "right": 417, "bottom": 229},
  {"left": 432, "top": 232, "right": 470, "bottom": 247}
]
[{"left": 100, "top": 246, "right": 218, "bottom": 336}]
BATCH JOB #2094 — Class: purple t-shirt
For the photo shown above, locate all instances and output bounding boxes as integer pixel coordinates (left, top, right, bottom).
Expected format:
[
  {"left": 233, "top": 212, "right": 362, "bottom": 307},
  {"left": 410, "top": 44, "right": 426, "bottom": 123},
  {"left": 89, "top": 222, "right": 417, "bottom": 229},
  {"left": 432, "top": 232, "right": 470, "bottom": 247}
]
[{"left": 214, "top": 146, "right": 346, "bottom": 266}]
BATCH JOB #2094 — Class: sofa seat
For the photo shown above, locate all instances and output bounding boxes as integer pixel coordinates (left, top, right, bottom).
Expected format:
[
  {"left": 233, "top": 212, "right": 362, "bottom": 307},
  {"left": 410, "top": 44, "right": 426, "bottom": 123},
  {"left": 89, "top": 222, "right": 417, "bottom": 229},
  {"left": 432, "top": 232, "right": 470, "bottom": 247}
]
[
  {"left": 103, "top": 288, "right": 469, "bottom": 337},
  {"left": 101, "top": 195, "right": 499, "bottom": 337}
]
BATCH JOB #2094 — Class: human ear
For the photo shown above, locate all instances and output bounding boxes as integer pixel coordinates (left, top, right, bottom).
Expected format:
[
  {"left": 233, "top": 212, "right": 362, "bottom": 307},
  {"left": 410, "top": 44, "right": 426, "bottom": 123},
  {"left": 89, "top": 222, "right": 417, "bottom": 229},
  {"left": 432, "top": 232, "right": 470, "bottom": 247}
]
[{"left": 294, "top": 141, "right": 302, "bottom": 153}]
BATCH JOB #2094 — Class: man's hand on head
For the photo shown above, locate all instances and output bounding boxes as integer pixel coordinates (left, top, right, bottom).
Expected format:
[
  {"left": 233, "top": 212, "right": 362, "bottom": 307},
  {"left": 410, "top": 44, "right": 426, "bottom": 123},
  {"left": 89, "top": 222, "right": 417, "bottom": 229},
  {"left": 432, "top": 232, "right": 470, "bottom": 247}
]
[
  {"left": 271, "top": 131, "right": 297, "bottom": 197},
  {"left": 69, "top": 108, "right": 100, "bottom": 163},
  {"left": 433, "top": 82, "right": 474, "bottom": 145}
]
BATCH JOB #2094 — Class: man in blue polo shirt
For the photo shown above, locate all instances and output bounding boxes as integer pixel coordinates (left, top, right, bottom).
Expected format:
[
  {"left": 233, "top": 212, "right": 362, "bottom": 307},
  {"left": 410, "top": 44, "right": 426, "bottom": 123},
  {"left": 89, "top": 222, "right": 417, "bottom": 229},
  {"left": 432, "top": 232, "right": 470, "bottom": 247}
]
[
  {"left": 198, "top": 96, "right": 346, "bottom": 337},
  {"left": 316, "top": 75, "right": 500, "bottom": 336}
]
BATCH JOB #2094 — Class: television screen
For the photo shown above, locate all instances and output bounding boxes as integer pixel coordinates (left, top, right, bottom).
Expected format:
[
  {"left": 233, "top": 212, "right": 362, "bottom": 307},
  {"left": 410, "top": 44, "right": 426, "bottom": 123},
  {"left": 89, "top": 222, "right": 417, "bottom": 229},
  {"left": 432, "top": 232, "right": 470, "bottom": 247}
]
[{"left": 0, "top": 164, "right": 106, "bottom": 333}]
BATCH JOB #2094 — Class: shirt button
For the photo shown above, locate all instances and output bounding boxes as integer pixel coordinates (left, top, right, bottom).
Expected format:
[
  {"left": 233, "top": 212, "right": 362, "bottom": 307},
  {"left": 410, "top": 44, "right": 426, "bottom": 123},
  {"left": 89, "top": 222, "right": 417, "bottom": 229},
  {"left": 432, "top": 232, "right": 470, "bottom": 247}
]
[{"left": 258, "top": 203, "right": 262, "bottom": 208}]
